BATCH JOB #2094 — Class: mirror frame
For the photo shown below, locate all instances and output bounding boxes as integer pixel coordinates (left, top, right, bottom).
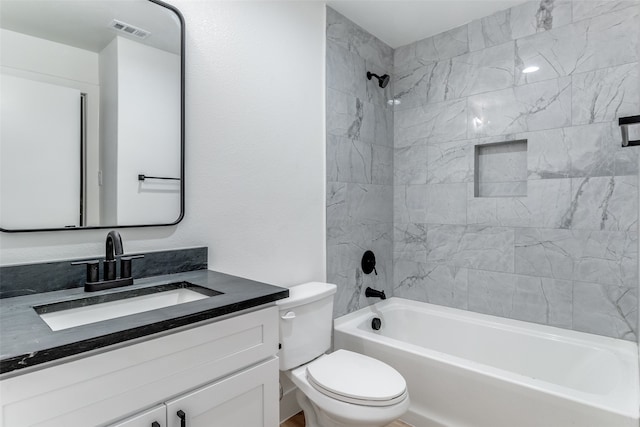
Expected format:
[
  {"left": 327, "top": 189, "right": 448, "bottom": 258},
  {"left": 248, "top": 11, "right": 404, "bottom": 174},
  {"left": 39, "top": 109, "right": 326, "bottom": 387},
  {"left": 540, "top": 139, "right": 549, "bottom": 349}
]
[{"left": 0, "top": 0, "right": 185, "bottom": 233}]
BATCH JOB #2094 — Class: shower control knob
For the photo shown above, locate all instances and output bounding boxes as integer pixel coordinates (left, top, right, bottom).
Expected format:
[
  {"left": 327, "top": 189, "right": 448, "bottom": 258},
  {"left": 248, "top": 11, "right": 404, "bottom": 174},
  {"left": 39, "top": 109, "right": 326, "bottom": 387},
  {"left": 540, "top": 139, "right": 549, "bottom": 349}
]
[{"left": 361, "top": 250, "right": 376, "bottom": 275}]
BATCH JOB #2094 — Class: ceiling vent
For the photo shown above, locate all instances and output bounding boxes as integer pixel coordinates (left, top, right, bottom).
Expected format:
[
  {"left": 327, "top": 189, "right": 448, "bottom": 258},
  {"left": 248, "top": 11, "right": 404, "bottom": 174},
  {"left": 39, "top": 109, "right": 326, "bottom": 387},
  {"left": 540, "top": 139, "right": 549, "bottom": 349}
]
[{"left": 109, "top": 19, "right": 150, "bottom": 39}]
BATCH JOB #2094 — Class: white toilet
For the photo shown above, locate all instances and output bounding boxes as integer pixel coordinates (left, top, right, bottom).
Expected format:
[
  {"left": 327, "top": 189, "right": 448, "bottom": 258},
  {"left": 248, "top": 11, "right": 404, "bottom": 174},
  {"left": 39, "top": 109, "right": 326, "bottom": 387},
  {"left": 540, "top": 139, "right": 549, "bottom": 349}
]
[{"left": 277, "top": 282, "right": 409, "bottom": 427}]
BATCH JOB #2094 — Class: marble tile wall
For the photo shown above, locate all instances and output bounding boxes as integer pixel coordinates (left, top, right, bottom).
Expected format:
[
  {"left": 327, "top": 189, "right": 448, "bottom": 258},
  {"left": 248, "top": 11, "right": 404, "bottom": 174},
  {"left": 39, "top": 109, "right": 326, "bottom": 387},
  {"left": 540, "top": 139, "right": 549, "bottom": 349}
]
[
  {"left": 326, "top": 8, "right": 395, "bottom": 317},
  {"left": 392, "top": 0, "right": 640, "bottom": 340}
]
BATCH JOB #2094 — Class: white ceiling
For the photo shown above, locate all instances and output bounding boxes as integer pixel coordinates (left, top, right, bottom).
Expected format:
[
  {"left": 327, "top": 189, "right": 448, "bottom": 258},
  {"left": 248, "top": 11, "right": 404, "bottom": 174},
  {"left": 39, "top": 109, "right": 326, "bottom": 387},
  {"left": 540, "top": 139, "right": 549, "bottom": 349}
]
[
  {"left": 326, "top": 0, "right": 528, "bottom": 48},
  {"left": 0, "top": 0, "right": 181, "bottom": 54}
]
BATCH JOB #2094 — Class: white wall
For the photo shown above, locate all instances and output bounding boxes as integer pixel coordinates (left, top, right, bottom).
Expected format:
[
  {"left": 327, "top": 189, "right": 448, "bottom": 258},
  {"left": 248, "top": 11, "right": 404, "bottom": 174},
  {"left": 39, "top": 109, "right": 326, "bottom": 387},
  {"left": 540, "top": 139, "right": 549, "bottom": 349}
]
[
  {"left": 1, "top": 29, "right": 101, "bottom": 225},
  {"left": 99, "top": 38, "right": 119, "bottom": 226},
  {"left": 0, "top": 1, "right": 327, "bottom": 289},
  {"left": 1, "top": 76, "right": 81, "bottom": 228},
  {"left": 116, "top": 37, "right": 181, "bottom": 225},
  {"left": 0, "top": 29, "right": 98, "bottom": 84}
]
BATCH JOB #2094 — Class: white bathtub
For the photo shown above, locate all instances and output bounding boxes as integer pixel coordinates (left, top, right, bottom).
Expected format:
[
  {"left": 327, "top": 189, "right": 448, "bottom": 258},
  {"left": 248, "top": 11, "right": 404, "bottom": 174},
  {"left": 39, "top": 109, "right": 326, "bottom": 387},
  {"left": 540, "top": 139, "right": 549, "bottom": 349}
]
[{"left": 333, "top": 298, "right": 639, "bottom": 427}]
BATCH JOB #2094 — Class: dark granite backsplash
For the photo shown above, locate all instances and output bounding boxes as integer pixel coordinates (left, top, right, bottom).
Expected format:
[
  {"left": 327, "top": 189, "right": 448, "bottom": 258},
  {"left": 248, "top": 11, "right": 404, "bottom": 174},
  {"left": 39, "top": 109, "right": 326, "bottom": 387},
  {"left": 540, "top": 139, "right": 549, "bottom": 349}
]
[{"left": 0, "top": 247, "right": 207, "bottom": 299}]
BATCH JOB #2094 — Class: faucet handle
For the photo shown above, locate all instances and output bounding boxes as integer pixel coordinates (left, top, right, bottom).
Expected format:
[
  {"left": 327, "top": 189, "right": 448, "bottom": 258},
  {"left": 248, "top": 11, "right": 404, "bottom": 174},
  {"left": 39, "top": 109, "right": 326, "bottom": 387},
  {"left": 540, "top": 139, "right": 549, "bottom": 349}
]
[
  {"left": 71, "top": 260, "right": 100, "bottom": 283},
  {"left": 120, "top": 254, "right": 144, "bottom": 279}
]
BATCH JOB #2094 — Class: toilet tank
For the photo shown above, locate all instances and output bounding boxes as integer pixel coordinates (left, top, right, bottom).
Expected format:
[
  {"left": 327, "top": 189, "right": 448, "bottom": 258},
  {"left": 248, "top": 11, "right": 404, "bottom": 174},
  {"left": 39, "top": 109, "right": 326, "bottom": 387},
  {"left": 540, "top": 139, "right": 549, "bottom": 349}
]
[{"left": 276, "top": 282, "right": 337, "bottom": 370}]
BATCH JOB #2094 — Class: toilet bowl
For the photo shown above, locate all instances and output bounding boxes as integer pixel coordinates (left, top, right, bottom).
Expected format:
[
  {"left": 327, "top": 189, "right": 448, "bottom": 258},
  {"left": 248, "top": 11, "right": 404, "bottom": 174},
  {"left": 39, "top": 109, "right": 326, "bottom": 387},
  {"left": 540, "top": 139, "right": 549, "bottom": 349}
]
[{"left": 277, "top": 282, "right": 409, "bottom": 427}]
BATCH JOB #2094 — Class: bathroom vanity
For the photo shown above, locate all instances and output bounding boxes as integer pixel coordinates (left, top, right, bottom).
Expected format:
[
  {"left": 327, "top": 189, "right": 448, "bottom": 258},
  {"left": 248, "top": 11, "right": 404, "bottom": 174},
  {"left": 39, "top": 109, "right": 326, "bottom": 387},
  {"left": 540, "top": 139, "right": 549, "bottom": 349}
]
[{"left": 0, "top": 269, "right": 288, "bottom": 427}]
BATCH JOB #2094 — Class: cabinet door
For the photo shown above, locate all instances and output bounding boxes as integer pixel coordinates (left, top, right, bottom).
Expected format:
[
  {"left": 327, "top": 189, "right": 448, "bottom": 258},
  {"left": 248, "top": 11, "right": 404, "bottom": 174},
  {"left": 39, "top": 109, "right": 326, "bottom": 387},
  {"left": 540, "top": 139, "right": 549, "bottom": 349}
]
[
  {"left": 165, "top": 357, "right": 278, "bottom": 427},
  {"left": 108, "top": 405, "right": 165, "bottom": 427}
]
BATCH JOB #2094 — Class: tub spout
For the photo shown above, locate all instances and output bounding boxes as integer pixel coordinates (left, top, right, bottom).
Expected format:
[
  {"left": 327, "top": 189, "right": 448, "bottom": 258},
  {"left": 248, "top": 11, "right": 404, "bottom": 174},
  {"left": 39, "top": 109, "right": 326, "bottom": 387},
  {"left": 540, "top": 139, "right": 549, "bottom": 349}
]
[{"left": 365, "top": 287, "right": 386, "bottom": 300}]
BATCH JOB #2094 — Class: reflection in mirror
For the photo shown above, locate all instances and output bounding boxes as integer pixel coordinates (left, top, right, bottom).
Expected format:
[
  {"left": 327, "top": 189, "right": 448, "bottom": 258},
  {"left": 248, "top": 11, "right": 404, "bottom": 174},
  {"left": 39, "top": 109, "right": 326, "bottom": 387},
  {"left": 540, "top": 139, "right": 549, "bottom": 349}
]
[{"left": 0, "top": 0, "right": 184, "bottom": 231}]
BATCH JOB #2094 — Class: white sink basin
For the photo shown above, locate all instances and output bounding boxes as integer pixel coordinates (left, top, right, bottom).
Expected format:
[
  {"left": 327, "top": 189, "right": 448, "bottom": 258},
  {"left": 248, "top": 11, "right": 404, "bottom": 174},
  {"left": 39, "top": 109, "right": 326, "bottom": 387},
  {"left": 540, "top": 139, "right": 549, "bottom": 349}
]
[{"left": 38, "top": 288, "right": 209, "bottom": 331}]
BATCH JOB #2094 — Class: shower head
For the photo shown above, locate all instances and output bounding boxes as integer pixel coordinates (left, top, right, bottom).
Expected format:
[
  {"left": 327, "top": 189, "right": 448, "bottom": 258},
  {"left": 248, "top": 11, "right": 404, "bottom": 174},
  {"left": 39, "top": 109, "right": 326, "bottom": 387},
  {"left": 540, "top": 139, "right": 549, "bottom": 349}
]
[{"left": 367, "top": 71, "right": 390, "bottom": 88}]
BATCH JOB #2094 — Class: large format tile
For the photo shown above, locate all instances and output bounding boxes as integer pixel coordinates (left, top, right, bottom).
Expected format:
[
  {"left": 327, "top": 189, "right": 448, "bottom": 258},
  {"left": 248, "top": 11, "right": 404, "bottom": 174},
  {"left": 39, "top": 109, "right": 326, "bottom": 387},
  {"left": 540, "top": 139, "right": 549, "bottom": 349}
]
[
  {"left": 468, "top": 77, "right": 571, "bottom": 137},
  {"left": 326, "top": 88, "right": 376, "bottom": 143},
  {"left": 328, "top": 136, "right": 393, "bottom": 185},
  {"left": 522, "top": 127, "right": 571, "bottom": 179},
  {"left": 394, "top": 185, "right": 428, "bottom": 223},
  {"left": 326, "top": 7, "right": 393, "bottom": 70},
  {"left": 426, "top": 140, "right": 474, "bottom": 184},
  {"left": 396, "top": 43, "right": 515, "bottom": 107},
  {"left": 446, "top": 42, "right": 515, "bottom": 99},
  {"left": 467, "top": 270, "right": 573, "bottom": 328},
  {"left": 393, "top": 260, "right": 468, "bottom": 309},
  {"left": 468, "top": 8, "right": 512, "bottom": 51},
  {"left": 372, "top": 144, "right": 394, "bottom": 185},
  {"left": 511, "top": 275, "right": 573, "bottom": 328},
  {"left": 327, "top": 222, "right": 393, "bottom": 276},
  {"left": 326, "top": 41, "right": 366, "bottom": 99},
  {"left": 345, "top": 183, "right": 393, "bottom": 224},
  {"left": 515, "top": 228, "right": 638, "bottom": 286},
  {"left": 426, "top": 225, "right": 515, "bottom": 272},
  {"left": 392, "top": 59, "right": 433, "bottom": 110},
  {"left": 515, "top": 7, "right": 639, "bottom": 84},
  {"left": 395, "top": 144, "right": 428, "bottom": 185},
  {"left": 467, "top": 179, "right": 572, "bottom": 228},
  {"left": 393, "top": 259, "right": 430, "bottom": 302},
  {"left": 565, "top": 123, "right": 617, "bottom": 178},
  {"left": 327, "top": 181, "right": 348, "bottom": 221},
  {"left": 394, "top": 223, "right": 429, "bottom": 263},
  {"left": 374, "top": 102, "right": 394, "bottom": 146},
  {"left": 522, "top": 122, "right": 633, "bottom": 180},
  {"left": 414, "top": 25, "right": 469, "bottom": 61},
  {"left": 329, "top": 221, "right": 393, "bottom": 317},
  {"left": 573, "top": 281, "right": 637, "bottom": 340},
  {"left": 327, "top": 135, "right": 372, "bottom": 184},
  {"left": 421, "top": 263, "right": 468, "bottom": 309},
  {"left": 572, "top": 63, "right": 639, "bottom": 126},
  {"left": 572, "top": 0, "right": 639, "bottom": 22},
  {"left": 425, "top": 183, "right": 468, "bottom": 224},
  {"left": 562, "top": 175, "right": 638, "bottom": 232},
  {"left": 396, "top": 99, "right": 467, "bottom": 147},
  {"left": 509, "top": 0, "right": 572, "bottom": 40}
]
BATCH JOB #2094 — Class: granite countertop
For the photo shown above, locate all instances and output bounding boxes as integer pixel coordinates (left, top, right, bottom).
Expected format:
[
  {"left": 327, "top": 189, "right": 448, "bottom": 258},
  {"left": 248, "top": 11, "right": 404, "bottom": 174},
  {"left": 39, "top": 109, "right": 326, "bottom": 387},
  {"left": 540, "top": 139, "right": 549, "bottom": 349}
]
[{"left": 0, "top": 269, "right": 289, "bottom": 376}]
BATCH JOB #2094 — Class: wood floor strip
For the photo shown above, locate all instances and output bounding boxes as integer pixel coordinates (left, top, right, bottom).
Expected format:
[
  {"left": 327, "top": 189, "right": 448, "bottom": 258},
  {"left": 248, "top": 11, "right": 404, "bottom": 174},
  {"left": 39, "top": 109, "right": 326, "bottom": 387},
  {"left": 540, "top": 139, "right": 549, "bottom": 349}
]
[{"left": 280, "top": 412, "right": 412, "bottom": 427}]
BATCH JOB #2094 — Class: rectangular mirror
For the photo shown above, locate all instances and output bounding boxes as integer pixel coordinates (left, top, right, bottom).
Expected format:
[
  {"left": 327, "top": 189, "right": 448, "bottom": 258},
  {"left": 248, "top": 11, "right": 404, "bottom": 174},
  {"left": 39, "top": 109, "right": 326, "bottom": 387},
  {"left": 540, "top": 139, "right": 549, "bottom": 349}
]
[{"left": 0, "top": 0, "right": 184, "bottom": 232}]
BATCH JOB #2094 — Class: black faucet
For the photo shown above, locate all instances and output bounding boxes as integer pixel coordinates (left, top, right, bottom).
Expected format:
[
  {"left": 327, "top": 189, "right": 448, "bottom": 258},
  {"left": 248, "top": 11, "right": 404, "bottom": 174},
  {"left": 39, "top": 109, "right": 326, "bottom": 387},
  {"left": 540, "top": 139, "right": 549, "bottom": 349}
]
[
  {"left": 104, "top": 230, "right": 124, "bottom": 281},
  {"left": 365, "top": 287, "right": 386, "bottom": 300},
  {"left": 72, "top": 230, "right": 143, "bottom": 292}
]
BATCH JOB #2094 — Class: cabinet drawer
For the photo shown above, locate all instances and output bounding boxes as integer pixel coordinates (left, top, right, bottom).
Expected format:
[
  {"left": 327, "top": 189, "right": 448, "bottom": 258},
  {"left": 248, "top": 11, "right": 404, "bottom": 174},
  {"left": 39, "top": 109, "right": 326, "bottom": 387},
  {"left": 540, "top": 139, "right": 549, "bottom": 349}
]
[{"left": 0, "top": 306, "right": 278, "bottom": 427}]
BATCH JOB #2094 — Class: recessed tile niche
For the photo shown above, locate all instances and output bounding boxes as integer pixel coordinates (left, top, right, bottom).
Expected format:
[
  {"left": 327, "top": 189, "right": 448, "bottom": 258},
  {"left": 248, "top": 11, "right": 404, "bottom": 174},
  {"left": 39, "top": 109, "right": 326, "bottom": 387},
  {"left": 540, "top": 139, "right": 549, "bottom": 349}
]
[{"left": 474, "top": 140, "right": 527, "bottom": 198}]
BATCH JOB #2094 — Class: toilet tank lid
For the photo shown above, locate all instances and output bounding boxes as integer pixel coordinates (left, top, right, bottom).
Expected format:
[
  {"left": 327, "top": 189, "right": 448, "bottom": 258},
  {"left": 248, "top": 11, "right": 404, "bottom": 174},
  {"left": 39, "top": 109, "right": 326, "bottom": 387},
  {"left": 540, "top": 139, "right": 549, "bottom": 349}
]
[{"left": 276, "top": 282, "right": 337, "bottom": 310}]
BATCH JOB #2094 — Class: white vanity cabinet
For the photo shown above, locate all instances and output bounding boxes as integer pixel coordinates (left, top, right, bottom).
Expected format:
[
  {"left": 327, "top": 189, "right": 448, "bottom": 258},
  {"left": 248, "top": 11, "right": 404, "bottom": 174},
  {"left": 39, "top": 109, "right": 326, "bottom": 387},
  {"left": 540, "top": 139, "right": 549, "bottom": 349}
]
[
  {"left": 0, "top": 306, "right": 279, "bottom": 427},
  {"left": 109, "top": 357, "right": 278, "bottom": 427}
]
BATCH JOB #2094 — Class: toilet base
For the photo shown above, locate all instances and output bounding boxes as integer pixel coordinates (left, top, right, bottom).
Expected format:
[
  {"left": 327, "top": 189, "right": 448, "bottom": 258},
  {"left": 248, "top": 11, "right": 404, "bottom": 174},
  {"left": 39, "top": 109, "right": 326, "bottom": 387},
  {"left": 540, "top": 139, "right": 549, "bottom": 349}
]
[{"left": 295, "top": 388, "right": 403, "bottom": 427}]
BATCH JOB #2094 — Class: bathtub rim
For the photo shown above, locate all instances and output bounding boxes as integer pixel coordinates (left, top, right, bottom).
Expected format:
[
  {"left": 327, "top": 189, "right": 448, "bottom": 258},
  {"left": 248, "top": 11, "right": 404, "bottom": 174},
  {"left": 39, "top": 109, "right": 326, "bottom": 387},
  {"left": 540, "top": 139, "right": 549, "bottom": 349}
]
[{"left": 334, "top": 297, "right": 639, "bottom": 420}]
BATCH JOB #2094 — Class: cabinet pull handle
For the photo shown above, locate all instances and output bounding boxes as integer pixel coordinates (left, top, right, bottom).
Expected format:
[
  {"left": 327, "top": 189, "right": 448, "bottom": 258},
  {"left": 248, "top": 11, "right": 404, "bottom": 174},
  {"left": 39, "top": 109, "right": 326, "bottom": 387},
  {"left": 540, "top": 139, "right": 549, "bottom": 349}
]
[
  {"left": 151, "top": 422, "right": 160, "bottom": 427},
  {"left": 177, "top": 410, "right": 186, "bottom": 427}
]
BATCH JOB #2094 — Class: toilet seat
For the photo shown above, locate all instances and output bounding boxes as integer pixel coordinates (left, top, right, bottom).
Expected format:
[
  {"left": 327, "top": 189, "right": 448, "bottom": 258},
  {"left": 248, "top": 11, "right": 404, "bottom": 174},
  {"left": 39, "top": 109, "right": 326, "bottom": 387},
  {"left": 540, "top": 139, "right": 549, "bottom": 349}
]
[{"left": 306, "top": 350, "right": 407, "bottom": 407}]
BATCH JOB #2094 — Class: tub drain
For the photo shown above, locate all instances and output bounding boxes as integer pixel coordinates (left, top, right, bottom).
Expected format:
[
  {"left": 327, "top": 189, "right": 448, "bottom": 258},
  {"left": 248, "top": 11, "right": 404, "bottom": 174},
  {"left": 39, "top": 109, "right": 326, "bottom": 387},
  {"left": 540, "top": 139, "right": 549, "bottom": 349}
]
[{"left": 371, "top": 317, "right": 382, "bottom": 330}]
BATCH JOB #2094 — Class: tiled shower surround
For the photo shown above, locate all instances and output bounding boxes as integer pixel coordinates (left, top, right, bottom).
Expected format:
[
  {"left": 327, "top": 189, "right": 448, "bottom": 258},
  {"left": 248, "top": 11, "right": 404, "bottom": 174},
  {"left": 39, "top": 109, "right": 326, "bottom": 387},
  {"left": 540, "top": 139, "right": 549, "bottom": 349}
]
[
  {"left": 327, "top": 1, "right": 640, "bottom": 340},
  {"left": 326, "top": 8, "right": 395, "bottom": 317}
]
